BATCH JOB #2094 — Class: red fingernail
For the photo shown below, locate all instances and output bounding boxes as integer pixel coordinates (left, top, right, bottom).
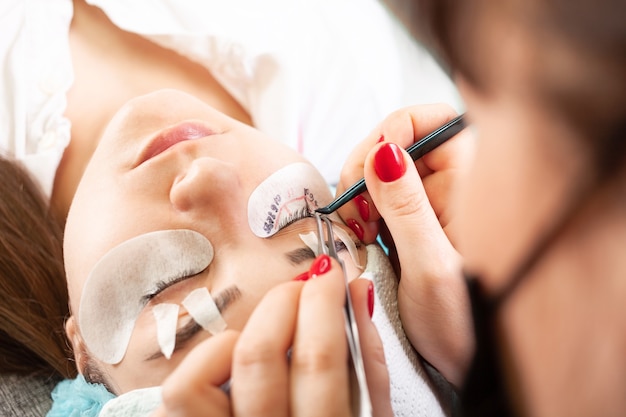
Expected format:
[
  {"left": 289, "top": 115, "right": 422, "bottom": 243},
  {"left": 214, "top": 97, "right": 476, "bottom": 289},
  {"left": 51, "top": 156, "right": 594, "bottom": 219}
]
[
  {"left": 353, "top": 195, "right": 370, "bottom": 222},
  {"left": 374, "top": 143, "right": 406, "bottom": 182},
  {"left": 377, "top": 135, "right": 385, "bottom": 143},
  {"left": 346, "top": 218, "right": 365, "bottom": 241},
  {"left": 368, "top": 282, "right": 375, "bottom": 318},
  {"left": 293, "top": 271, "right": 310, "bottom": 281},
  {"left": 310, "top": 254, "right": 332, "bottom": 277}
]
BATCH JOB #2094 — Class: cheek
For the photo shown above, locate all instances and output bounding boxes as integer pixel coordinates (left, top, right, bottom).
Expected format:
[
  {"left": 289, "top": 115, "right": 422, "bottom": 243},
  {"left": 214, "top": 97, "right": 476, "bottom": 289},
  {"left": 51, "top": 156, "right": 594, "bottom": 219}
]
[
  {"left": 109, "top": 315, "right": 181, "bottom": 393},
  {"left": 456, "top": 114, "right": 540, "bottom": 284},
  {"left": 456, "top": 133, "right": 505, "bottom": 270}
]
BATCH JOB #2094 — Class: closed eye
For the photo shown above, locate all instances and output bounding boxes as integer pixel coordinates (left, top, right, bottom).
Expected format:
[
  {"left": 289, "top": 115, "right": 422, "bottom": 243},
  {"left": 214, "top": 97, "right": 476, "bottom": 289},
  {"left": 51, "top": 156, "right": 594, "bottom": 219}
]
[{"left": 142, "top": 273, "right": 199, "bottom": 304}]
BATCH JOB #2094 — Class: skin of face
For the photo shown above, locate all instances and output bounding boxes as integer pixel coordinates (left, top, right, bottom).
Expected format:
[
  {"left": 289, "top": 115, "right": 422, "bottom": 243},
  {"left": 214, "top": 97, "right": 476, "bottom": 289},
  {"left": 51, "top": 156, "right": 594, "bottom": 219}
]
[
  {"left": 64, "top": 89, "right": 365, "bottom": 394},
  {"left": 453, "top": 17, "right": 626, "bottom": 417}
]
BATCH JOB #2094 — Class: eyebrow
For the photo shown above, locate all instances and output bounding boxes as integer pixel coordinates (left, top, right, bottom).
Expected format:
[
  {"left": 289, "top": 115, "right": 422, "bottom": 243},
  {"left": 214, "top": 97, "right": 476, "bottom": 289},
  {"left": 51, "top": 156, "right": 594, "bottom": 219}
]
[
  {"left": 145, "top": 285, "right": 242, "bottom": 361},
  {"left": 285, "top": 247, "right": 316, "bottom": 264}
]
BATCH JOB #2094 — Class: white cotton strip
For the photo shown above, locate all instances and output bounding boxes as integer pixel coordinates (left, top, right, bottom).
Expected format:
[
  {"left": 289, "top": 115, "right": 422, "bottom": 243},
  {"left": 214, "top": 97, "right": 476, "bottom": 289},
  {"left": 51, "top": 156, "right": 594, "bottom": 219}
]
[
  {"left": 333, "top": 226, "right": 364, "bottom": 270},
  {"left": 299, "top": 231, "right": 321, "bottom": 256},
  {"left": 79, "top": 229, "right": 214, "bottom": 364},
  {"left": 152, "top": 303, "right": 180, "bottom": 360},
  {"left": 181, "top": 287, "right": 227, "bottom": 335}
]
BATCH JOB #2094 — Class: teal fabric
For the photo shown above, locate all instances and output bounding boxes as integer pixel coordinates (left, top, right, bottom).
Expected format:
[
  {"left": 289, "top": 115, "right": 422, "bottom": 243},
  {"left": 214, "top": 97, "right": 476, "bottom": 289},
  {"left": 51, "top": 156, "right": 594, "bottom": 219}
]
[{"left": 47, "top": 375, "right": 115, "bottom": 417}]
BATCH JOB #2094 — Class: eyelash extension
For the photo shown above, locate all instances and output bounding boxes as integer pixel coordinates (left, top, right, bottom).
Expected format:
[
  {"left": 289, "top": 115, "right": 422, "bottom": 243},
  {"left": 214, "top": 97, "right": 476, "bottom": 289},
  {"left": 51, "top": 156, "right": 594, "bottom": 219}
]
[
  {"left": 334, "top": 237, "right": 362, "bottom": 253},
  {"left": 334, "top": 239, "right": 347, "bottom": 253},
  {"left": 276, "top": 205, "right": 312, "bottom": 231}
]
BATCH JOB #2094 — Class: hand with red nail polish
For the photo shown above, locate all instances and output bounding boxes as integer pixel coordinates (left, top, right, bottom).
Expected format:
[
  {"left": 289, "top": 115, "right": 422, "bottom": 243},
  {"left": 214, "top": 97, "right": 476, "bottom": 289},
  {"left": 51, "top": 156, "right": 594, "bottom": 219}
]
[
  {"left": 353, "top": 195, "right": 370, "bottom": 222},
  {"left": 309, "top": 254, "right": 331, "bottom": 277},
  {"left": 374, "top": 143, "right": 406, "bottom": 182},
  {"left": 334, "top": 103, "right": 475, "bottom": 387},
  {"left": 228, "top": 254, "right": 394, "bottom": 417},
  {"left": 345, "top": 218, "right": 365, "bottom": 241},
  {"left": 292, "top": 271, "right": 310, "bottom": 281},
  {"left": 367, "top": 281, "right": 375, "bottom": 318}
]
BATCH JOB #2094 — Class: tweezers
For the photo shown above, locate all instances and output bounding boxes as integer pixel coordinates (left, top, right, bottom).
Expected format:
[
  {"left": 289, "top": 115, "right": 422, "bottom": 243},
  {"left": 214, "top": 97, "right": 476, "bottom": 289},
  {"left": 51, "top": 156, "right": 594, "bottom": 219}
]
[
  {"left": 221, "top": 215, "right": 374, "bottom": 403},
  {"left": 313, "top": 212, "right": 372, "bottom": 417},
  {"left": 316, "top": 113, "right": 466, "bottom": 215}
]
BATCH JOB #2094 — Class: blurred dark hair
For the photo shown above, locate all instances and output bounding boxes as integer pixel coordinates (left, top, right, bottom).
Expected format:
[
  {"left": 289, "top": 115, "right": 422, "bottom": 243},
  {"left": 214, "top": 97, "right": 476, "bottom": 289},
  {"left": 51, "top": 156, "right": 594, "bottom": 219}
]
[
  {"left": 383, "top": 0, "right": 626, "bottom": 172},
  {"left": 0, "top": 155, "right": 75, "bottom": 378}
]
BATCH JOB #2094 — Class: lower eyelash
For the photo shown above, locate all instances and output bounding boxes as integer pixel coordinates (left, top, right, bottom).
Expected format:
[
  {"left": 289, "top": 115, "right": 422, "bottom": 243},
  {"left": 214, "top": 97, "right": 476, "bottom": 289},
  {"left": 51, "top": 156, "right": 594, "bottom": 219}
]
[{"left": 143, "top": 271, "right": 197, "bottom": 303}]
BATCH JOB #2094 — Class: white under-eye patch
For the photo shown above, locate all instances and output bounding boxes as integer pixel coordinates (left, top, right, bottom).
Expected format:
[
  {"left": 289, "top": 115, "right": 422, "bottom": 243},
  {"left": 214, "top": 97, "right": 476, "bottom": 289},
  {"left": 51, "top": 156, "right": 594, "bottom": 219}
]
[
  {"left": 78, "top": 229, "right": 214, "bottom": 364},
  {"left": 299, "top": 226, "right": 363, "bottom": 269},
  {"left": 332, "top": 226, "right": 364, "bottom": 270},
  {"left": 152, "top": 303, "right": 180, "bottom": 360},
  {"left": 181, "top": 287, "right": 227, "bottom": 335},
  {"left": 299, "top": 231, "right": 319, "bottom": 255}
]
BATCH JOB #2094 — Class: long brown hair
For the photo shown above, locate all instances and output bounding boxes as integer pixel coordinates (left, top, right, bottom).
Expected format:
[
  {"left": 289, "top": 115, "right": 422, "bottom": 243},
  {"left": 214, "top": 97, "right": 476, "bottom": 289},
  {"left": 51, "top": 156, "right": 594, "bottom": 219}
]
[{"left": 0, "top": 155, "right": 75, "bottom": 378}]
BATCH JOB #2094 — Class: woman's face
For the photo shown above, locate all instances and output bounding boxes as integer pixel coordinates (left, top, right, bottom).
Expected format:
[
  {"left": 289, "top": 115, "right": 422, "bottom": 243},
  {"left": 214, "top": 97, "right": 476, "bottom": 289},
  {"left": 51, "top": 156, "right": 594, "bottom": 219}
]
[
  {"left": 64, "top": 89, "right": 365, "bottom": 394},
  {"left": 450, "top": 25, "right": 586, "bottom": 294},
  {"left": 452, "top": 16, "right": 605, "bottom": 417}
]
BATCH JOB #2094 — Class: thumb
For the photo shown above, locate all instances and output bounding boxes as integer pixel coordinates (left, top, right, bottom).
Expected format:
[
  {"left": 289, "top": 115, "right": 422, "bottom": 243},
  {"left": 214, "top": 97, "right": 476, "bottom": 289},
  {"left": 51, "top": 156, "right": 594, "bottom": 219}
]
[{"left": 363, "top": 142, "right": 458, "bottom": 279}]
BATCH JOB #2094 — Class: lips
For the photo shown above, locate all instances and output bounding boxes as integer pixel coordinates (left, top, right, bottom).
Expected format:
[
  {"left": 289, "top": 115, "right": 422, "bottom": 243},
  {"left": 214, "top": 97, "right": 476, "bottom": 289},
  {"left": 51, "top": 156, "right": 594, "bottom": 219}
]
[{"left": 138, "top": 122, "right": 216, "bottom": 165}]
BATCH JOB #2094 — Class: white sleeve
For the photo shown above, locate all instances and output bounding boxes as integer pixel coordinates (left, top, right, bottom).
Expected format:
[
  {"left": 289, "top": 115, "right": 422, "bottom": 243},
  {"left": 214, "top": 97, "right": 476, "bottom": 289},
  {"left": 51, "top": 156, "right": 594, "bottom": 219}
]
[
  {"left": 87, "top": 0, "right": 461, "bottom": 186},
  {"left": 0, "top": 0, "right": 74, "bottom": 197}
]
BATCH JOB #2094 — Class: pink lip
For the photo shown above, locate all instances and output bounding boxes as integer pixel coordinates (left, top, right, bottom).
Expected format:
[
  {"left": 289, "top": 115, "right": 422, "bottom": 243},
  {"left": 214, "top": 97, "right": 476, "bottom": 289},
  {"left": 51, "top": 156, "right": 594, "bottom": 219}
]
[{"left": 137, "top": 122, "right": 216, "bottom": 165}]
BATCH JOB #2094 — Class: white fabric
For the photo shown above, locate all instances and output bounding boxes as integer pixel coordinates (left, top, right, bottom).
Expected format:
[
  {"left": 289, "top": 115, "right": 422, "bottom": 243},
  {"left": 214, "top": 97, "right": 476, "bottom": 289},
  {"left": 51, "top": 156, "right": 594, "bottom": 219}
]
[
  {"left": 99, "top": 386, "right": 161, "bottom": 417},
  {"left": 1, "top": 0, "right": 461, "bottom": 198},
  {"left": 1, "top": 0, "right": 73, "bottom": 197},
  {"left": 364, "top": 244, "right": 447, "bottom": 417}
]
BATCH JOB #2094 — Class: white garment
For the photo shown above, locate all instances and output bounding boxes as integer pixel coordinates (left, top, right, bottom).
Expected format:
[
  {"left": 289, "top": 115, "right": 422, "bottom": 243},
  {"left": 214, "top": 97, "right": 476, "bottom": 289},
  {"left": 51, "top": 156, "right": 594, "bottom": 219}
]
[
  {"left": 365, "top": 244, "right": 448, "bottom": 417},
  {"left": 1, "top": 0, "right": 461, "bottom": 198},
  {"left": 99, "top": 386, "right": 161, "bottom": 417},
  {"left": 1, "top": 0, "right": 73, "bottom": 197}
]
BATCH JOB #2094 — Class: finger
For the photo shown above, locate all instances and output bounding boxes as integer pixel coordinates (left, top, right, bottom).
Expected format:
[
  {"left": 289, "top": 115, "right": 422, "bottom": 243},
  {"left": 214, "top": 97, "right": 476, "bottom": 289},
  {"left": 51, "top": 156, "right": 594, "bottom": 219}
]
[
  {"left": 375, "top": 105, "right": 465, "bottom": 230},
  {"left": 336, "top": 104, "right": 459, "bottom": 244},
  {"left": 364, "top": 142, "right": 472, "bottom": 386},
  {"left": 364, "top": 142, "right": 460, "bottom": 279},
  {"left": 338, "top": 191, "right": 380, "bottom": 245},
  {"left": 340, "top": 103, "right": 457, "bottom": 190},
  {"left": 348, "top": 279, "right": 393, "bottom": 417},
  {"left": 416, "top": 125, "right": 474, "bottom": 177},
  {"left": 158, "top": 330, "right": 238, "bottom": 417},
  {"left": 290, "top": 258, "right": 352, "bottom": 417},
  {"left": 378, "top": 221, "right": 400, "bottom": 276},
  {"left": 418, "top": 128, "right": 475, "bottom": 236},
  {"left": 231, "top": 281, "right": 304, "bottom": 417},
  {"left": 377, "top": 103, "right": 458, "bottom": 151}
]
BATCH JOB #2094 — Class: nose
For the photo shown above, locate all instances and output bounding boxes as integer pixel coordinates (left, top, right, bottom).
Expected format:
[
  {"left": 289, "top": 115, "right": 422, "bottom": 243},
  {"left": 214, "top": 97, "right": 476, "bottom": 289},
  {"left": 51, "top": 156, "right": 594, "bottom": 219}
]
[{"left": 170, "top": 157, "right": 243, "bottom": 216}]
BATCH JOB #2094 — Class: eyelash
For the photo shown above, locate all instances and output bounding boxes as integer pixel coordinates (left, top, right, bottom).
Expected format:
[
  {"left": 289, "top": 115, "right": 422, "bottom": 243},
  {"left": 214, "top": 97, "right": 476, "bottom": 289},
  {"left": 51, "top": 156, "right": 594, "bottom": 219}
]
[
  {"left": 276, "top": 205, "right": 312, "bottom": 231},
  {"left": 276, "top": 205, "right": 363, "bottom": 255},
  {"left": 143, "top": 273, "right": 195, "bottom": 303}
]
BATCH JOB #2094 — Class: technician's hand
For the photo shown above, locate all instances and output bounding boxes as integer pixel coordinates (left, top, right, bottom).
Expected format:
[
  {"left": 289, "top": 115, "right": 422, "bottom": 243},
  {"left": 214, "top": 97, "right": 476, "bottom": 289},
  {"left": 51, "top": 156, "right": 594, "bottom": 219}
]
[
  {"left": 152, "top": 255, "right": 392, "bottom": 417},
  {"left": 335, "top": 104, "right": 475, "bottom": 387},
  {"left": 231, "top": 255, "right": 391, "bottom": 417}
]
